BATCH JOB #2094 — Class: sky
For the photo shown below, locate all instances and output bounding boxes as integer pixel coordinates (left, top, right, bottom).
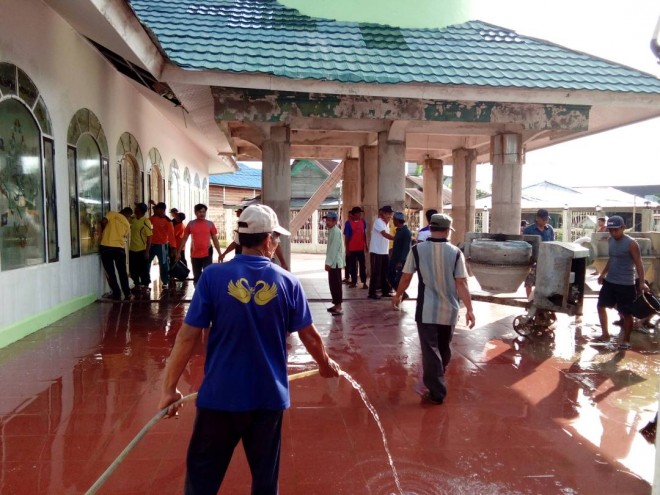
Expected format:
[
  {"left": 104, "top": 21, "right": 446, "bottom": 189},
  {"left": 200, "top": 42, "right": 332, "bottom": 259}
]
[
  {"left": 470, "top": 0, "right": 660, "bottom": 187},
  {"left": 246, "top": 1, "right": 660, "bottom": 188}
]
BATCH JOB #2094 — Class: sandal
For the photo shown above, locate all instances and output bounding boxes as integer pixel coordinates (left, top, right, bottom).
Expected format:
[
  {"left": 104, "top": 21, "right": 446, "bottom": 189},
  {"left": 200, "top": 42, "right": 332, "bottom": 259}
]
[{"left": 618, "top": 342, "right": 632, "bottom": 350}]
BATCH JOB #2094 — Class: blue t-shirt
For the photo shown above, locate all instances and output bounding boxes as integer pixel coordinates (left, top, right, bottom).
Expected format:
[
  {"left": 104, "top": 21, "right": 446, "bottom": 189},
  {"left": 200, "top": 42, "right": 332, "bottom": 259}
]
[
  {"left": 184, "top": 255, "right": 313, "bottom": 412},
  {"left": 523, "top": 223, "right": 555, "bottom": 242}
]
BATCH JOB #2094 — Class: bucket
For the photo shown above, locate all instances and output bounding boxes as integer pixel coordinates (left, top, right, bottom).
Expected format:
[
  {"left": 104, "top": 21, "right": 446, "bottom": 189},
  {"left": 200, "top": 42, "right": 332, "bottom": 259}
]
[
  {"left": 630, "top": 292, "right": 660, "bottom": 319},
  {"left": 169, "top": 260, "right": 190, "bottom": 281}
]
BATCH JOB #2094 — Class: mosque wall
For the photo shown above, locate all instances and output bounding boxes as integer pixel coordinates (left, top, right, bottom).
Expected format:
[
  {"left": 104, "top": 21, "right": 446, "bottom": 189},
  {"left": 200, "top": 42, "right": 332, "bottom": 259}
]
[{"left": 0, "top": 0, "right": 212, "bottom": 346}]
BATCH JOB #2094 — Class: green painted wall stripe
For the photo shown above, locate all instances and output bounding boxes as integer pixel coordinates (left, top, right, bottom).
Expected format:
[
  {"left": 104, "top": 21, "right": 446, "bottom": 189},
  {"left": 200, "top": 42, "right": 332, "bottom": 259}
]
[{"left": 0, "top": 294, "right": 97, "bottom": 349}]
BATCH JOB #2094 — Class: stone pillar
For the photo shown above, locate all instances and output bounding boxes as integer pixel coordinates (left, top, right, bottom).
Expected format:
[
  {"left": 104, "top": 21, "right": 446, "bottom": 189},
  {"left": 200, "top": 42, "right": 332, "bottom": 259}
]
[
  {"left": 490, "top": 133, "right": 523, "bottom": 235},
  {"left": 451, "top": 148, "right": 477, "bottom": 245},
  {"left": 361, "top": 145, "right": 379, "bottom": 247},
  {"left": 422, "top": 158, "right": 444, "bottom": 213},
  {"left": 377, "top": 131, "right": 405, "bottom": 213},
  {"left": 641, "top": 207, "right": 653, "bottom": 232},
  {"left": 311, "top": 210, "right": 320, "bottom": 246},
  {"left": 224, "top": 208, "right": 234, "bottom": 244},
  {"left": 342, "top": 158, "right": 360, "bottom": 217},
  {"left": 482, "top": 207, "right": 490, "bottom": 233},
  {"left": 562, "top": 206, "right": 571, "bottom": 242},
  {"left": 262, "top": 125, "right": 291, "bottom": 267}
]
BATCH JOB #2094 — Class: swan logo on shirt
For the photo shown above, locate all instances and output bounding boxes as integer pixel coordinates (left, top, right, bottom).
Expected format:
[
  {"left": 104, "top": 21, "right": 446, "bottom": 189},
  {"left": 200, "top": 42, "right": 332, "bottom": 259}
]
[{"left": 227, "top": 278, "right": 278, "bottom": 305}]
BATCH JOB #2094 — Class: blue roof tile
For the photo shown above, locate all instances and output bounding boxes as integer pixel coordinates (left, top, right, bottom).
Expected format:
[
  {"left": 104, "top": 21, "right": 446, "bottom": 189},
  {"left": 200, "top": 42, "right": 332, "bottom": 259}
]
[{"left": 129, "top": 0, "right": 660, "bottom": 93}]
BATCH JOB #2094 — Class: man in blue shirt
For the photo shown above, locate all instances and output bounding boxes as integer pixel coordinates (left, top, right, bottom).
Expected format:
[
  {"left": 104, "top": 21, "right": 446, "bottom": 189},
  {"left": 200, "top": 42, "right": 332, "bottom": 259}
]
[
  {"left": 523, "top": 208, "right": 555, "bottom": 298},
  {"left": 158, "top": 204, "right": 340, "bottom": 495},
  {"left": 388, "top": 211, "right": 412, "bottom": 297}
]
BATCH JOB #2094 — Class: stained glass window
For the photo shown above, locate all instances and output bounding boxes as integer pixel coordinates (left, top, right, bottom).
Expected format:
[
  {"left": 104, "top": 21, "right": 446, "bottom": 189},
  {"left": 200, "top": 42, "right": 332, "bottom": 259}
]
[
  {"left": 77, "top": 133, "right": 102, "bottom": 255},
  {"left": 0, "top": 99, "right": 45, "bottom": 270}
]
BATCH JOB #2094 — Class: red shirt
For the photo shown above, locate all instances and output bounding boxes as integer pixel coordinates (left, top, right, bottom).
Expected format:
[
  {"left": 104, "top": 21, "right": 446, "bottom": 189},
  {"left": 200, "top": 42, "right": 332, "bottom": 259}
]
[
  {"left": 173, "top": 222, "right": 185, "bottom": 244},
  {"left": 185, "top": 219, "right": 218, "bottom": 258},
  {"left": 346, "top": 219, "right": 366, "bottom": 251},
  {"left": 150, "top": 216, "right": 176, "bottom": 246}
]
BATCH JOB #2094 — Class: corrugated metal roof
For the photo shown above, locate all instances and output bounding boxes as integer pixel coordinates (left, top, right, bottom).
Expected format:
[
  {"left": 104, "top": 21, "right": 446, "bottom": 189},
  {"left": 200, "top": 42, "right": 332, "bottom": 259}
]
[
  {"left": 209, "top": 162, "right": 261, "bottom": 188},
  {"left": 129, "top": 0, "right": 660, "bottom": 93},
  {"left": 473, "top": 181, "right": 659, "bottom": 209}
]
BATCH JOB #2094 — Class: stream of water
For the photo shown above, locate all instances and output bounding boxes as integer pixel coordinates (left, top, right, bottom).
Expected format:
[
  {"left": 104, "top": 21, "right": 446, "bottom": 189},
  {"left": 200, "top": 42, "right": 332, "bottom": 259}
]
[{"left": 340, "top": 370, "right": 404, "bottom": 495}]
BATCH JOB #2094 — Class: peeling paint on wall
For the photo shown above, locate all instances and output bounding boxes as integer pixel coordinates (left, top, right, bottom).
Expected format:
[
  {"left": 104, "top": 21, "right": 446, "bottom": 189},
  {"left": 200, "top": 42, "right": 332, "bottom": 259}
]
[{"left": 213, "top": 88, "right": 590, "bottom": 131}]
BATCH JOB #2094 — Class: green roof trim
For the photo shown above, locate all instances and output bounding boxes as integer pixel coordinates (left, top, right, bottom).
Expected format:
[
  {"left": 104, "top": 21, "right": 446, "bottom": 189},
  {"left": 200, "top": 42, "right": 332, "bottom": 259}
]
[{"left": 129, "top": 0, "right": 660, "bottom": 93}]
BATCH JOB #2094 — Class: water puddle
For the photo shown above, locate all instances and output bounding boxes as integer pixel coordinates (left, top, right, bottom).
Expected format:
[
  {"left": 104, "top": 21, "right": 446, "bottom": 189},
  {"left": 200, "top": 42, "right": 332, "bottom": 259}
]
[{"left": 340, "top": 370, "right": 404, "bottom": 495}]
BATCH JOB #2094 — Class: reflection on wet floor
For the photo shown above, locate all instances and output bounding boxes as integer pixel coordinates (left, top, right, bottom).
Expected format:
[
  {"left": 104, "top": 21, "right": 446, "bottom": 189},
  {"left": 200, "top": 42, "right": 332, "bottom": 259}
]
[{"left": 0, "top": 254, "right": 657, "bottom": 494}]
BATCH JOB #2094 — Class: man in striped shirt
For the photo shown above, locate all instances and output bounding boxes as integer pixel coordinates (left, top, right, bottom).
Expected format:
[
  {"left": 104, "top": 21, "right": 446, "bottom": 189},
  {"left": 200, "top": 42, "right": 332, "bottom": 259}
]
[{"left": 392, "top": 213, "right": 475, "bottom": 405}]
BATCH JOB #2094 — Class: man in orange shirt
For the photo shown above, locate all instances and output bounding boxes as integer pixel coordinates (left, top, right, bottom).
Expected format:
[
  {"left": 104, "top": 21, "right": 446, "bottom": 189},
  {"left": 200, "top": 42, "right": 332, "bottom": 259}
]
[
  {"left": 177, "top": 203, "right": 222, "bottom": 285},
  {"left": 149, "top": 201, "right": 177, "bottom": 287},
  {"left": 172, "top": 212, "right": 187, "bottom": 267}
]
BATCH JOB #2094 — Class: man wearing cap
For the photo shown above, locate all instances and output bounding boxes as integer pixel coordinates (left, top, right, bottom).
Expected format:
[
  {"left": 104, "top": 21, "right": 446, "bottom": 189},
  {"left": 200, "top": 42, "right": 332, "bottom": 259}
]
[
  {"left": 148, "top": 200, "right": 177, "bottom": 288},
  {"left": 324, "top": 211, "right": 345, "bottom": 315},
  {"left": 158, "top": 204, "right": 340, "bottom": 494},
  {"left": 99, "top": 207, "right": 133, "bottom": 301},
  {"left": 596, "top": 215, "right": 646, "bottom": 349},
  {"left": 417, "top": 208, "right": 438, "bottom": 244},
  {"left": 368, "top": 205, "right": 395, "bottom": 299},
  {"left": 388, "top": 211, "right": 412, "bottom": 297},
  {"left": 523, "top": 208, "right": 555, "bottom": 298},
  {"left": 392, "top": 213, "right": 475, "bottom": 405},
  {"left": 343, "top": 206, "right": 368, "bottom": 289},
  {"left": 129, "top": 203, "right": 153, "bottom": 293}
]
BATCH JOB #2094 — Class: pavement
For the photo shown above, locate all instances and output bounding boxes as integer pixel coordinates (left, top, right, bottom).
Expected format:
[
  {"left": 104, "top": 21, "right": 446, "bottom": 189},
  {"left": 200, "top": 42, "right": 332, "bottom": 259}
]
[{"left": 0, "top": 253, "right": 658, "bottom": 494}]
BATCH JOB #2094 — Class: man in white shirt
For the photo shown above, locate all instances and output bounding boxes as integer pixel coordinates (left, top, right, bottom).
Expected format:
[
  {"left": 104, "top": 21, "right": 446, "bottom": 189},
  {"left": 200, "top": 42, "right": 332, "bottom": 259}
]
[
  {"left": 324, "top": 211, "right": 345, "bottom": 316},
  {"left": 368, "top": 205, "right": 395, "bottom": 299}
]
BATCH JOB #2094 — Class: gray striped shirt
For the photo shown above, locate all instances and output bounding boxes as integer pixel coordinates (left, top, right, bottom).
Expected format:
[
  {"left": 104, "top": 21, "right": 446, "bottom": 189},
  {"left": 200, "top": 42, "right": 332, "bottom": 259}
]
[{"left": 403, "top": 238, "right": 468, "bottom": 325}]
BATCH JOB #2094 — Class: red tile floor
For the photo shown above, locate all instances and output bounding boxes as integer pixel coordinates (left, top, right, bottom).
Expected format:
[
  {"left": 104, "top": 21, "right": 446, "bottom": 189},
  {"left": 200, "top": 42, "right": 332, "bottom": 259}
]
[{"left": 0, "top": 254, "right": 658, "bottom": 494}]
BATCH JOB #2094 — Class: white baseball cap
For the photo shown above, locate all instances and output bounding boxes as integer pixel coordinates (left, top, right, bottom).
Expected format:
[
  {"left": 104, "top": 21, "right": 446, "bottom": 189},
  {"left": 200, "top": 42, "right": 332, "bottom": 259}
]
[{"left": 237, "top": 204, "right": 291, "bottom": 235}]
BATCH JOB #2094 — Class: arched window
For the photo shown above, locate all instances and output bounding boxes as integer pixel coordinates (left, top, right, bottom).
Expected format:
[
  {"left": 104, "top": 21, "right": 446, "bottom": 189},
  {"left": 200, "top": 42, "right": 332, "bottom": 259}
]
[
  {"left": 201, "top": 177, "right": 208, "bottom": 204},
  {"left": 0, "top": 62, "right": 57, "bottom": 270},
  {"left": 67, "top": 108, "right": 110, "bottom": 257},
  {"left": 148, "top": 148, "right": 165, "bottom": 203},
  {"left": 194, "top": 173, "right": 201, "bottom": 206},
  {"left": 116, "top": 132, "right": 143, "bottom": 209},
  {"left": 169, "top": 160, "right": 180, "bottom": 211},
  {"left": 183, "top": 167, "right": 192, "bottom": 216}
]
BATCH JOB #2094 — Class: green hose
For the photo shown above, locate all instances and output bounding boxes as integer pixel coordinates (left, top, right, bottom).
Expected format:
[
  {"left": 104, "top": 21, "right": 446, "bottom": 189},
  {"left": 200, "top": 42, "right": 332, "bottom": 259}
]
[{"left": 85, "top": 368, "right": 320, "bottom": 495}]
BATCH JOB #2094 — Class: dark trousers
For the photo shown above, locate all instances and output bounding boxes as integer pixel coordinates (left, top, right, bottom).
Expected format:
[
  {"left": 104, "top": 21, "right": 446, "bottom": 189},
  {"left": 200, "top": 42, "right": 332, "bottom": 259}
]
[
  {"left": 328, "top": 267, "right": 343, "bottom": 305},
  {"left": 387, "top": 259, "right": 403, "bottom": 291},
  {"left": 347, "top": 250, "right": 367, "bottom": 284},
  {"left": 149, "top": 243, "right": 170, "bottom": 284},
  {"left": 128, "top": 250, "right": 150, "bottom": 287},
  {"left": 369, "top": 253, "right": 391, "bottom": 296},
  {"left": 185, "top": 408, "right": 283, "bottom": 495},
  {"left": 417, "top": 322, "right": 455, "bottom": 402},
  {"left": 100, "top": 246, "right": 130, "bottom": 299},
  {"left": 191, "top": 255, "right": 213, "bottom": 285}
]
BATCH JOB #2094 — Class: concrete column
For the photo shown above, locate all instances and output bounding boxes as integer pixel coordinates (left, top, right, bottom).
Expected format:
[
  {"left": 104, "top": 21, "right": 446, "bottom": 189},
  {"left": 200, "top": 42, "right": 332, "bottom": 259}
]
[
  {"left": 311, "top": 210, "right": 319, "bottom": 245},
  {"left": 641, "top": 207, "right": 653, "bottom": 232},
  {"left": 224, "top": 208, "right": 234, "bottom": 244},
  {"left": 422, "top": 158, "right": 444, "bottom": 213},
  {"left": 361, "top": 145, "right": 379, "bottom": 247},
  {"left": 482, "top": 207, "right": 490, "bottom": 233},
  {"left": 342, "top": 158, "right": 360, "bottom": 215},
  {"left": 262, "top": 125, "right": 291, "bottom": 267},
  {"left": 562, "top": 207, "right": 571, "bottom": 242},
  {"left": 377, "top": 131, "right": 406, "bottom": 212},
  {"left": 490, "top": 133, "right": 523, "bottom": 235},
  {"left": 451, "top": 148, "right": 478, "bottom": 245}
]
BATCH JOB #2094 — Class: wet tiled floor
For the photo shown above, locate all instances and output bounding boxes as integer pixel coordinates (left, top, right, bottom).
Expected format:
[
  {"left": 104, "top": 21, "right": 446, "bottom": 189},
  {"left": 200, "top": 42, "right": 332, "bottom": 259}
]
[{"left": 0, "top": 254, "right": 658, "bottom": 494}]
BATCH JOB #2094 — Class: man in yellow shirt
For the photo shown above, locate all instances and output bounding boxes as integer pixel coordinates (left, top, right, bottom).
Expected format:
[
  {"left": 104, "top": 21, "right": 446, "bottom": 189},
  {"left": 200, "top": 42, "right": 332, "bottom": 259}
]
[
  {"left": 129, "top": 203, "right": 153, "bottom": 293},
  {"left": 100, "top": 207, "right": 133, "bottom": 300}
]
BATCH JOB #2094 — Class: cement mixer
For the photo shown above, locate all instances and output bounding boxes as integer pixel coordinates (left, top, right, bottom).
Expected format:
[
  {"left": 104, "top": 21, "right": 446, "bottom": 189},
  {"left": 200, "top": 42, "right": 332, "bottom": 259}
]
[{"left": 464, "top": 233, "right": 589, "bottom": 339}]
